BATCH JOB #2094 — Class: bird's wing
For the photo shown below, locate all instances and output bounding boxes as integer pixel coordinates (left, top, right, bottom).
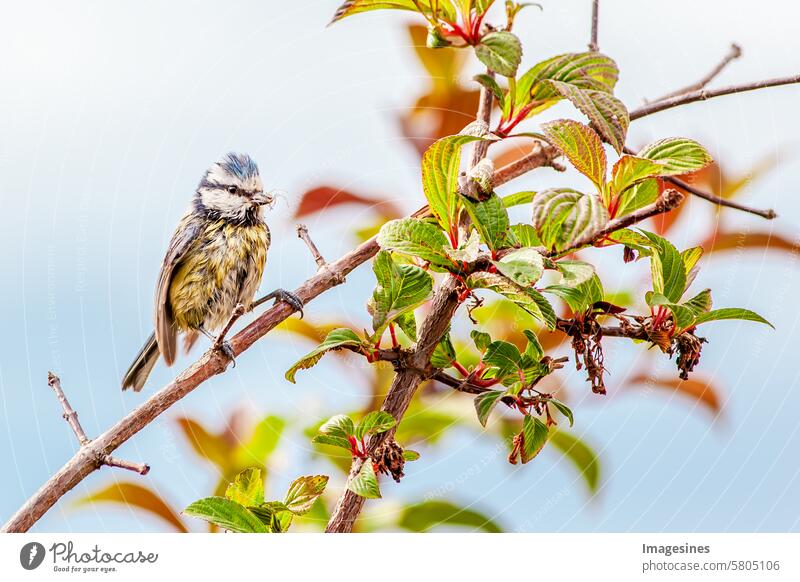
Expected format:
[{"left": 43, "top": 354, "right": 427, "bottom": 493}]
[{"left": 155, "top": 213, "right": 202, "bottom": 366}]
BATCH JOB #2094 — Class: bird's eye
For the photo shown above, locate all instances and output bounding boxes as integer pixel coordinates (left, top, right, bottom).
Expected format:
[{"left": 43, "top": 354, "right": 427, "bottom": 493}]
[{"left": 226, "top": 185, "right": 238, "bottom": 194}]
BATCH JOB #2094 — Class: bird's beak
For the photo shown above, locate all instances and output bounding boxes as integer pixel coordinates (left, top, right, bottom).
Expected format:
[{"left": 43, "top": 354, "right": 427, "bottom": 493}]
[{"left": 251, "top": 191, "right": 274, "bottom": 207}]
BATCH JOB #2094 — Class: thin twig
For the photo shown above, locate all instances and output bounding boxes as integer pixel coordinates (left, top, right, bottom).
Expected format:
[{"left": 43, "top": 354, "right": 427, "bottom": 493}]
[
  {"left": 47, "top": 372, "right": 149, "bottom": 476},
  {"left": 297, "top": 223, "right": 327, "bottom": 268},
  {"left": 649, "top": 43, "right": 742, "bottom": 103},
  {"left": 48, "top": 372, "right": 90, "bottom": 446},
  {"left": 630, "top": 73, "right": 800, "bottom": 120},
  {"left": 589, "top": 0, "right": 599, "bottom": 52},
  {"left": 622, "top": 146, "right": 777, "bottom": 219},
  {"left": 667, "top": 175, "right": 776, "bottom": 219}
]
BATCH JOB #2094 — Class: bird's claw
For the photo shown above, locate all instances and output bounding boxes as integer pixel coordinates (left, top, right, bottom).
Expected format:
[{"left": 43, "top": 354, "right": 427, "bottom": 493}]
[
  {"left": 216, "top": 340, "right": 236, "bottom": 366},
  {"left": 272, "top": 289, "right": 304, "bottom": 319}
]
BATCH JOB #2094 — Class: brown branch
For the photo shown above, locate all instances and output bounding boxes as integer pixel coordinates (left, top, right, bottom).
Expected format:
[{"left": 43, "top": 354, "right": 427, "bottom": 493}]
[
  {"left": 493, "top": 140, "right": 565, "bottom": 184},
  {"left": 621, "top": 146, "right": 776, "bottom": 219},
  {"left": 470, "top": 74, "right": 495, "bottom": 167},
  {"left": 547, "top": 188, "right": 685, "bottom": 258},
  {"left": 47, "top": 372, "right": 149, "bottom": 475},
  {"left": 630, "top": 73, "right": 800, "bottom": 121},
  {"left": 326, "top": 88, "right": 500, "bottom": 533},
  {"left": 649, "top": 43, "right": 742, "bottom": 103},
  {"left": 667, "top": 175, "right": 776, "bottom": 220},
  {"left": 326, "top": 276, "right": 462, "bottom": 532},
  {"left": 588, "top": 0, "right": 599, "bottom": 52},
  {"left": 296, "top": 223, "right": 328, "bottom": 269}
]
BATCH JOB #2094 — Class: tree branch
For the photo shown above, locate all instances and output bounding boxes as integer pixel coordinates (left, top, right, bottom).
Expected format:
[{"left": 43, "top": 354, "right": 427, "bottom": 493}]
[
  {"left": 649, "top": 43, "right": 742, "bottom": 103},
  {"left": 493, "top": 140, "right": 565, "bottom": 184},
  {"left": 47, "top": 372, "right": 149, "bottom": 474},
  {"left": 621, "top": 146, "right": 777, "bottom": 219},
  {"left": 630, "top": 73, "right": 800, "bottom": 121},
  {"left": 588, "top": 0, "right": 599, "bottom": 52}
]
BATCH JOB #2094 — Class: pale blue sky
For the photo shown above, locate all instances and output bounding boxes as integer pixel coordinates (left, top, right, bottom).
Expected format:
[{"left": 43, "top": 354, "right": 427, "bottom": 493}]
[{"left": 1, "top": 0, "right": 799, "bottom": 532}]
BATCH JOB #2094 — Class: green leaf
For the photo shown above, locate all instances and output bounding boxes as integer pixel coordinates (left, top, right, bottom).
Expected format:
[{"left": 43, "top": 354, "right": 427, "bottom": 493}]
[
  {"left": 693, "top": 308, "right": 773, "bottom": 328},
  {"left": 470, "top": 329, "right": 492, "bottom": 353},
  {"left": 330, "top": 0, "right": 450, "bottom": 24},
  {"left": 377, "top": 217, "right": 453, "bottom": 269},
  {"left": 483, "top": 340, "right": 522, "bottom": 377},
  {"left": 311, "top": 434, "right": 352, "bottom": 450},
  {"left": 548, "top": 429, "right": 600, "bottom": 494},
  {"left": 474, "top": 73, "right": 505, "bottom": 109},
  {"left": 285, "top": 328, "right": 365, "bottom": 383},
  {"left": 541, "top": 120, "right": 607, "bottom": 190},
  {"left": 641, "top": 231, "right": 686, "bottom": 303},
  {"left": 520, "top": 415, "right": 549, "bottom": 463},
  {"left": 225, "top": 468, "right": 264, "bottom": 507},
  {"left": 319, "top": 414, "right": 355, "bottom": 439},
  {"left": 616, "top": 178, "right": 660, "bottom": 216},
  {"left": 347, "top": 461, "right": 381, "bottom": 499},
  {"left": 370, "top": 251, "right": 433, "bottom": 335},
  {"left": 474, "top": 31, "right": 522, "bottom": 76},
  {"left": 421, "top": 124, "right": 491, "bottom": 235},
  {"left": 474, "top": 390, "right": 507, "bottom": 427},
  {"left": 355, "top": 411, "right": 397, "bottom": 440},
  {"left": 554, "top": 260, "right": 595, "bottom": 287},
  {"left": 683, "top": 288, "right": 712, "bottom": 314},
  {"left": 402, "top": 450, "right": 421, "bottom": 461},
  {"left": 463, "top": 193, "right": 513, "bottom": 252},
  {"left": 430, "top": 332, "right": 457, "bottom": 368},
  {"left": 248, "top": 502, "right": 293, "bottom": 533},
  {"left": 548, "top": 399, "right": 574, "bottom": 427},
  {"left": 515, "top": 52, "right": 619, "bottom": 119},
  {"left": 611, "top": 155, "right": 665, "bottom": 196},
  {"left": 522, "top": 329, "right": 544, "bottom": 360},
  {"left": 183, "top": 497, "right": 269, "bottom": 533},
  {"left": 509, "top": 223, "right": 541, "bottom": 246},
  {"left": 546, "top": 81, "right": 629, "bottom": 153},
  {"left": 532, "top": 188, "right": 609, "bottom": 251},
  {"left": 468, "top": 272, "right": 557, "bottom": 329},
  {"left": 492, "top": 247, "right": 544, "bottom": 287},
  {"left": 398, "top": 500, "right": 502, "bottom": 533},
  {"left": 681, "top": 246, "right": 703, "bottom": 276},
  {"left": 502, "top": 190, "right": 536, "bottom": 208},
  {"left": 637, "top": 137, "right": 712, "bottom": 175},
  {"left": 444, "top": 230, "right": 481, "bottom": 263},
  {"left": 395, "top": 311, "right": 418, "bottom": 341},
  {"left": 284, "top": 475, "right": 329, "bottom": 515},
  {"left": 544, "top": 273, "right": 603, "bottom": 314}
]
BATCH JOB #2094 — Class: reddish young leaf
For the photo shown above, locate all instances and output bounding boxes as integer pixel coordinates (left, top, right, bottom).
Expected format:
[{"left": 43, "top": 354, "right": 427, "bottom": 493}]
[{"left": 294, "top": 186, "right": 402, "bottom": 219}]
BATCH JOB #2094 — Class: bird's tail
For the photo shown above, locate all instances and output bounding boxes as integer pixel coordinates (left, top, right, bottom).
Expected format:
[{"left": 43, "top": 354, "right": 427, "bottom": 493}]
[{"left": 122, "top": 332, "right": 160, "bottom": 392}]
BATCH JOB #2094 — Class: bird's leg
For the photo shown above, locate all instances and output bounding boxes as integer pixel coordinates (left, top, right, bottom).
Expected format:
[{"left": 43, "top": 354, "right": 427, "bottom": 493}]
[
  {"left": 199, "top": 304, "right": 243, "bottom": 366},
  {"left": 251, "top": 289, "right": 304, "bottom": 318}
]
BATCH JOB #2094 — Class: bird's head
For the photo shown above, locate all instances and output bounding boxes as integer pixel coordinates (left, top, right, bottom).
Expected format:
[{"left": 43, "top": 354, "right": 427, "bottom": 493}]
[{"left": 195, "top": 153, "right": 273, "bottom": 222}]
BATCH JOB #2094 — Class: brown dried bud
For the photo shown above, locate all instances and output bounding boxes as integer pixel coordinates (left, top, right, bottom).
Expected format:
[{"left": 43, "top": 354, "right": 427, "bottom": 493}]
[{"left": 372, "top": 439, "right": 405, "bottom": 483}]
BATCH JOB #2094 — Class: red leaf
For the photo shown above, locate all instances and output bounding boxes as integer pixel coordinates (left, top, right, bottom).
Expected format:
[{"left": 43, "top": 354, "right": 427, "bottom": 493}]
[
  {"left": 294, "top": 186, "right": 402, "bottom": 219},
  {"left": 627, "top": 372, "right": 722, "bottom": 416}
]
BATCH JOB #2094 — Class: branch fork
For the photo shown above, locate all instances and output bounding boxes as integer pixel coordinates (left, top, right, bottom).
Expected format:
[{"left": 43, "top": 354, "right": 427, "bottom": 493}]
[{"left": 48, "top": 373, "right": 149, "bottom": 476}]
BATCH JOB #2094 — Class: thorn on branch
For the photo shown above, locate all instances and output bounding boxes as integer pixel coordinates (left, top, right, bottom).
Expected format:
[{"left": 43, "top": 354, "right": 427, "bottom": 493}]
[{"left": 47, "top": 372, "right": 149, "bottom": 476}]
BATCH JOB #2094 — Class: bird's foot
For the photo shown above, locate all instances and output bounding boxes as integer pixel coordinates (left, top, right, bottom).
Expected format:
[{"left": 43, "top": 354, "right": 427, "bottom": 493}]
[
  {"left": 266, "top": 288, "right": 304, "bottom": 318},
  {"left": 215, "top": 340, "right": 236, "bottom": 366}
]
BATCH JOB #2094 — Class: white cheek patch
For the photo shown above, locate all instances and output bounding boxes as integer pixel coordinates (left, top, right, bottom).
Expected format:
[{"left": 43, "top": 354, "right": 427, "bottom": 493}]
[{"left": 200, "top": 189, "right": 248, "bottom": 219}]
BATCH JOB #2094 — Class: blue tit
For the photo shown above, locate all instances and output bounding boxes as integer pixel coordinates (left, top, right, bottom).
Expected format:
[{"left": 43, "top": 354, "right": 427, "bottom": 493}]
[{"left": 122, "top": 152, "right": 303, "bottom": 392}]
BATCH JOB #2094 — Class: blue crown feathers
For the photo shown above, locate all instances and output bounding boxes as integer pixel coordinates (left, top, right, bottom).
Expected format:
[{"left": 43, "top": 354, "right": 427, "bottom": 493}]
[{"left": 218, "top": 152, "right": 259, "bottom": 180}]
